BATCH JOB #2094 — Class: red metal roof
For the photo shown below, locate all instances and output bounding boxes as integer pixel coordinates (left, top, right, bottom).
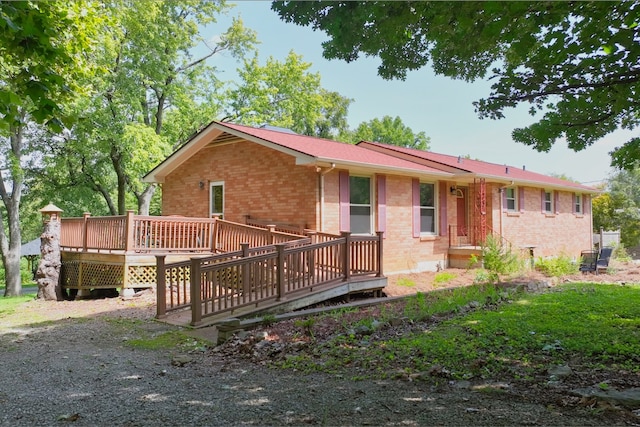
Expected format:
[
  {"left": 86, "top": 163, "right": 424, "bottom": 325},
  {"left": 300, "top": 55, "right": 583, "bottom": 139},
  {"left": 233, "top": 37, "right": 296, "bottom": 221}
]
[
  {"left": 357, "top": 140, "right": 597, "bottom": 192},
  {"left": 219, "top": 122, "right": 449, "bottom": 175}
]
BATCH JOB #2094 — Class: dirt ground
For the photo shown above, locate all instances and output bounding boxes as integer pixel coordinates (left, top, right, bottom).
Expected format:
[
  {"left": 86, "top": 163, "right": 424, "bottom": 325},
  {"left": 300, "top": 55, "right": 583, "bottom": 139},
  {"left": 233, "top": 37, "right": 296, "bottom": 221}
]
[{"left": 1, "top": 262, "right": 639, "bottom": 425}]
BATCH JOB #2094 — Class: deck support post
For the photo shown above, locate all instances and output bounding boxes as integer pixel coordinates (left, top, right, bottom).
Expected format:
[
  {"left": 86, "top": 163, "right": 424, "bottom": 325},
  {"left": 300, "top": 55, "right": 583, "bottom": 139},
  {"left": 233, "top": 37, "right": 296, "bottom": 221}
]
[
  {"left": 276, "top": 244, "right": 286, "bottom": 301},
  {"left": 155, "top": 256, "right": 167, "bottom": 319},
  {"left": 341, "top": 232, "right": 351, "bottom": 282},
  {"left": 190, "top": 257, "right": 202, "bottom": 326}
]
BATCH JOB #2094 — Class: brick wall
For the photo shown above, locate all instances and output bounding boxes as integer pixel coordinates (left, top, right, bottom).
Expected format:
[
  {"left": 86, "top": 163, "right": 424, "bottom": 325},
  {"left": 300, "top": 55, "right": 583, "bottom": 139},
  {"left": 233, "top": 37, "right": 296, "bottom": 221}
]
[{"left": 162, "top": 141, "right": 318, "bottom": 229}]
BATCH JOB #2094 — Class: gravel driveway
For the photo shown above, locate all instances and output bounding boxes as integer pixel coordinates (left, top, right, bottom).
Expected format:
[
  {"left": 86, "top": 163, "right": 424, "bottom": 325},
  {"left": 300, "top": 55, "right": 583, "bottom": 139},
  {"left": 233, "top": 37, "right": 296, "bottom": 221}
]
[{"left": 0, "top": 279, "right": 635, "bottom": 426}]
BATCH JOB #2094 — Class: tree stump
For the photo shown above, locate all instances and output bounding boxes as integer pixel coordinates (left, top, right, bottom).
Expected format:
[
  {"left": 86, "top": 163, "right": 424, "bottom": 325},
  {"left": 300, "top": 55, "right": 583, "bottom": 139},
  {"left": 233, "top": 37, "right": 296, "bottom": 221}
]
[{"left": 36, "top": 219, "right": 63, "bottom": 301}]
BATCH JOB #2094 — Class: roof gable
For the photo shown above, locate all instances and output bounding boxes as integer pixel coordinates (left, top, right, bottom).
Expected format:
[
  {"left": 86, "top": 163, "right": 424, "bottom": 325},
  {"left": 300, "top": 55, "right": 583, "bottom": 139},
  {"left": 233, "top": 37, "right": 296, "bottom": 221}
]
[{"left": 144, "top": 121, "right": 451, "bottom": 182}]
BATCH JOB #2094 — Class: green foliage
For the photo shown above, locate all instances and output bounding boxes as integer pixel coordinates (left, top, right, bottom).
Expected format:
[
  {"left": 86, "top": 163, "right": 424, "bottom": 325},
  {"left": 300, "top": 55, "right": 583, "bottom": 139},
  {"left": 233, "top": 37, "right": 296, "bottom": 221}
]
[
  {"left": 272, "top": 2, "right": 640, "bottom": 169},
  {"left": 611, "top": 243, "right": 632, "bottom": 262},
  {"left": 276, "top": 283, "right": 640, "bottom": 382},
  {"left": 535, "top": 254, "right": 579, "bottom": 277},
  {"left": 481, "top": 235, "right": 523, "bottom": 281},
  {"left": 433, "top": 271, "right": 456, "bottom": 287},
  {"left": 395, "top": 277, "right": 415, "bottom": 288},
  {"left": 225, "top": 51, "right": 351, "bottom": 139},
  {"left": 343, "top": 115, "right": 430, "bottom": 150}
]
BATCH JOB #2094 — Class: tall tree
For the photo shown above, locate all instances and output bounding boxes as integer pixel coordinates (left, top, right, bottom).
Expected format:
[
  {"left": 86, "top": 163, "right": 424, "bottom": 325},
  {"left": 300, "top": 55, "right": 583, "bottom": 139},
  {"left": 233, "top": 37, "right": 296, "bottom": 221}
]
[
  {"left": 272, "top": 1, "right": 640, "bottom": 169},
  {"left": 0, "top": 1, "right": 101, "bottom": 296},
  {"left": 345, "top": 115, "right": 430, "bottom": 150},
  {"left": 48, "top": 0, "right": 257, "bottom": 216},
  {"left": 224, "top": 51, "right": 351, "bottom": 138},
  {"left": 603, "top": 169, "right": 640, "bottom": 248}
]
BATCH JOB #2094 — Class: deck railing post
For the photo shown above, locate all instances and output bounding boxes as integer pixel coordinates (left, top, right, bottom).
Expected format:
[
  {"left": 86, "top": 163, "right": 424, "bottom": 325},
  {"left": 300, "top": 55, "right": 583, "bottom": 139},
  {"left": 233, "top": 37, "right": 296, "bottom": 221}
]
[
  {"left": 125, "top": 210, "right": 135, "bottom": 252},
  {"left": 268, "top": 225, "right": 276, "bottom": 245},
  {"left": 241, "top": 243, "right": 250, "bottom": 295},
  {"left": 211, "top": 215, "right": 219, "bottom": 253},
  {"left": 155, "top": 256, "right": 167, "bottom": 319},
  {"left": 82, "top": 212, "right": 90, "bottom": 252},
  {"left": 276, "top": 243, "right": 286, "bottom": 301},
  {"left": 341, "top": 231, "right": 351, "bottom": 281},
  {"left": 190, "top": 258, "right": 202, "bottom": 327},
  {"left": 376, "top": 231, "right": 384, "bottom": 277}
]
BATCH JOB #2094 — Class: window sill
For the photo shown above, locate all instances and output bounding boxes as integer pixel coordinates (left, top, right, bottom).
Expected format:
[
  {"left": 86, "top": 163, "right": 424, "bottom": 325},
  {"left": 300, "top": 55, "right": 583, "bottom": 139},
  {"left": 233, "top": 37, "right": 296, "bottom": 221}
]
[
  {"left": 574, "top": 214, "right": 584, "bottom": 218},
  {"left": 543, "top": 213, "right": 556, "bottom": 218},
  {"left": 419, "top": 234, "right": 437, "bottom": 242},
  {"left": 506, "top": 212, "right": 521, "bottom": 217}
]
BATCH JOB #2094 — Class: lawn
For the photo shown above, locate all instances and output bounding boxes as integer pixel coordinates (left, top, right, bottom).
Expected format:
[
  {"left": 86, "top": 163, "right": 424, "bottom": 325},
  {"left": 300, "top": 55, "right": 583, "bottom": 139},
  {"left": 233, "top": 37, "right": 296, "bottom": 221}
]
[{"left": 275, "top": 282, "right": 640, "bottom": 382}]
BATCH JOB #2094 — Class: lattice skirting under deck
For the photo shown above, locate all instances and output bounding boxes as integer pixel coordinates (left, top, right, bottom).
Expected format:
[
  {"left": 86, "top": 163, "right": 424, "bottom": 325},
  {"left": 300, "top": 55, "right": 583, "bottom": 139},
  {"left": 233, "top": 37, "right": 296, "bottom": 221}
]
[{"left": 61, "top": 261, "right": 156, "bottom": 290}]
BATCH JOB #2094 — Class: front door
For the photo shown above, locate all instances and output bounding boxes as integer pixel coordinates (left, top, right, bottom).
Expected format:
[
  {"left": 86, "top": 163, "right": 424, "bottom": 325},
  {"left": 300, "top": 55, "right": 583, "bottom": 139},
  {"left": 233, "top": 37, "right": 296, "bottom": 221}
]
[{"left": 456, "top": 187, "right": 467, "bottom": 237}]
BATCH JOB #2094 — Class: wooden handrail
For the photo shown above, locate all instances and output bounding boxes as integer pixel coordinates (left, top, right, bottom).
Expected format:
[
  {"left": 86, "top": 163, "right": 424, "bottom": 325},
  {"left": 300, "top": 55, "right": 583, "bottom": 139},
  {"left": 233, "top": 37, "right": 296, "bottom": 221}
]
[{"left": 157, "top": 232, "right": 383, "bottom": 325}]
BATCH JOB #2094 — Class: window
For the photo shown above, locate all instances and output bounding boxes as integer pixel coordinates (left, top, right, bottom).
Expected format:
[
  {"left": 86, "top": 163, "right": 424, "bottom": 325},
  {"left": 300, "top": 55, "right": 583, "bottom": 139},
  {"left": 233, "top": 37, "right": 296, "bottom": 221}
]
[
  {"left": 210, "top": 181, "right": 224, "bottom": 219},
  {"left": 543, "top": 190, "right": 553, "bottom": 213},
  {"left": 420, "top": 182, "right": 436, "bottom": 233},
  {"left": 575, "top": 193, "right": 582, "bottom": 214},
  {"left": 349, "top": 176, "right": 371, "bottom": 234},
  {"left": 505, "top": 188, "right": 517, "bottom": 211}
]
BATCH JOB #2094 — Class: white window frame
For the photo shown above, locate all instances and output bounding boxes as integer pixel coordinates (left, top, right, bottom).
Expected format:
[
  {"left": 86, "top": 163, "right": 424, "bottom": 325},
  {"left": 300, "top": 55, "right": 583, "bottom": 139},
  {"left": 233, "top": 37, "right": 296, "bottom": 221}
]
[
  {"left": 349, "top": 175, "right": 372, "bottom": 234},
  {"left": 506, "top": 187, "right": 517, "bottom": 212},
  {"left": 420, "top": 182, "right": 437, "bottom": 234},
  {"left": 575, "top": 193, "right": 583, "bottom": 215},
  {"left": 543, "top": 190, "right": 553, "bottom": 214},
  {"left": 210, "top": 181, "right": 224, "bottom": 219}
]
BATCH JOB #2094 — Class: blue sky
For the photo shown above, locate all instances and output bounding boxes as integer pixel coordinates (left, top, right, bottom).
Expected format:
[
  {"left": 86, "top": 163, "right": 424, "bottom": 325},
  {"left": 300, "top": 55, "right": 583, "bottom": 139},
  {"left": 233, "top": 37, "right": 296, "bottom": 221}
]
[{"left": 206, "top": 1, "right": 626, "bottom": 185}]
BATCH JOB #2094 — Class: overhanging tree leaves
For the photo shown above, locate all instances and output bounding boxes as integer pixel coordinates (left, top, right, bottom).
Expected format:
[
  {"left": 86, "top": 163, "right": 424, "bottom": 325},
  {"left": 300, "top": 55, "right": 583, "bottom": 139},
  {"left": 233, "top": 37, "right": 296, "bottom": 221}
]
[
  {"left": 272, "top": 1, "right": 640, "bottom": 168},
  {"left": 0, "top": 1, "right": 101, "bottom": 297}
]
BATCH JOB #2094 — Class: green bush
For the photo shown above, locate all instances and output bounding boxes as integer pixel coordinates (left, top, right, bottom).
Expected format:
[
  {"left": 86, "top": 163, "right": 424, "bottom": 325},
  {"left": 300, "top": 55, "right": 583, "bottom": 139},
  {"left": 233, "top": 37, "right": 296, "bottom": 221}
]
[
  {"left": 535, "top": 253, "right": 578, "bottom": 277},
  {"left": 480, "top": 235, "right": 523, "bottom": 281},
  {"left": 611, "top": 243, "right": 632, "bottom": 262}
]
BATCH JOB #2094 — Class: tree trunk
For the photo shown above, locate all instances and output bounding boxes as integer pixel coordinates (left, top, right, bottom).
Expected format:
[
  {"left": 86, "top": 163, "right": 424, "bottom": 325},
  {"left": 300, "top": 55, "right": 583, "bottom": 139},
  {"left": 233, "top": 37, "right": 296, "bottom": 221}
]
[
  {"left": 137, "top": 184, "right": 157, "bottom": 216},
  {"left": 0, "top": 120, "right": 25, "bottom": 297},
  {"left": 36, "top": 219, "right": 63, "bottom": 301}
]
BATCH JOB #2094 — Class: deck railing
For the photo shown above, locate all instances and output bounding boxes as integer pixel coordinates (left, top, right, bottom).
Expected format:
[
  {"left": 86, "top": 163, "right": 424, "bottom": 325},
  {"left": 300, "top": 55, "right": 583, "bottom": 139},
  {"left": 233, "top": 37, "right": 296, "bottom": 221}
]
[
  {"left": 156, "top": 231, "right": 383, "bottom": 326},
  {"left": 60, "top": 211, "right": 303, "bottom": 254}
]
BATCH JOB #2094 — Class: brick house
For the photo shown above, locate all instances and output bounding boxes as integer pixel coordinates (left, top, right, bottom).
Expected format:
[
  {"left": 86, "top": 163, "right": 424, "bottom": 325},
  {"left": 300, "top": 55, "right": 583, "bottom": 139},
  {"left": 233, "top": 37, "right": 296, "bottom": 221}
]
[{"left": 143, "top": 121, "right": 598, "bottom": 274}]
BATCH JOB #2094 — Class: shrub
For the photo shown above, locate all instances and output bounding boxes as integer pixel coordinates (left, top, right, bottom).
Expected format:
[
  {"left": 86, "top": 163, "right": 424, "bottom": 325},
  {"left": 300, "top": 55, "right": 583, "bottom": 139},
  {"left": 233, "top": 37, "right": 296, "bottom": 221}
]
[
  {"left": 611, "top": 243, "right": 632, "bottom": 262},
  {"left": 480, "top": 235, "right": 523, "bottom": 281},
  {"left": 535, "top": 253, "right": 578, "bottom": 277}
]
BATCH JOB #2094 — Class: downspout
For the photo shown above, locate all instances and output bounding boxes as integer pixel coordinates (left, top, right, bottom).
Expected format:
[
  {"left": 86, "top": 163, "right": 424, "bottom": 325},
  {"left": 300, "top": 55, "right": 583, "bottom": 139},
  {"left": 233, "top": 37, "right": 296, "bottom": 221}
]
[{"left": 317, "top": 163, "right": 336, "bottom": 231}]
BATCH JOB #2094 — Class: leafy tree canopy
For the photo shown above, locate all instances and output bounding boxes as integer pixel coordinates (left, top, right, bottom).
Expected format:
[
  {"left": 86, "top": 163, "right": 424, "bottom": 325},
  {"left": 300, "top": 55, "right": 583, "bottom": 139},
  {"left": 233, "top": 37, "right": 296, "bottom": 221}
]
[
  {"left": 224, "top": 51, "right": 351, "bottom": 138},
  {"left": 344, "top": 115, "right": 430, "bottom": 150},
  {"left": 272, "top": 1, "right": 640, "bottom": 169},
  {"left": 0, "top": 1, "right": 101, "bottom": 131}
]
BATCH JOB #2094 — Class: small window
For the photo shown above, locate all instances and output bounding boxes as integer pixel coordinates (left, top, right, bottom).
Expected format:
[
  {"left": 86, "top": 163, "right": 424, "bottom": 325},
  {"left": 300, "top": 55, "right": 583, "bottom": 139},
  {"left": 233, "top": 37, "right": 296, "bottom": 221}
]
[
  {"left": 575, "top": 193, "right": 583, "bottom": 214},
  {"left": 350, "top": 176, "right": 371, "bottom": 234},
  {"left": 543, "top": 190, "right": 553, "bottom": 213},
  {"left": 420, "top": 182, "right": 436, "bottom": 233},
  {"left": 506, "top": 188, "right": 517, "bottom": 211},
  {"left": 210, "top": 181, "right": 224, "bottom": 219}
]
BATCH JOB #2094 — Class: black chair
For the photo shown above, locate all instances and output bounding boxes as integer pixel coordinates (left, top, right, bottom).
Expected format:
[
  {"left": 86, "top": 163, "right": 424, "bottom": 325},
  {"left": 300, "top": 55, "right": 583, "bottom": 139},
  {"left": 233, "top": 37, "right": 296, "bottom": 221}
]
[
  {"left": 596, "top": 247, "right": 613, "bottom": 274},
  {"left": 579, "top": 250, "right": 598, "bottom": 274}
]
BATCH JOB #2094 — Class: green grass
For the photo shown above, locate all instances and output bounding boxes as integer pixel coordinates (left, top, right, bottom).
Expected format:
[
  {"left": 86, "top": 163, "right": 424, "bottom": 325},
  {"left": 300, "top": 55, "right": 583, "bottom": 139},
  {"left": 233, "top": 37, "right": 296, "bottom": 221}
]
[
  {"left": 0, "top": 294, "right": 36, "bottom": 317},
  {"left": 433, "top": 271, "right": 457, "bottom": 287},
  {"left": 277, "top": 283, "right": 640, "bottom": 382}
]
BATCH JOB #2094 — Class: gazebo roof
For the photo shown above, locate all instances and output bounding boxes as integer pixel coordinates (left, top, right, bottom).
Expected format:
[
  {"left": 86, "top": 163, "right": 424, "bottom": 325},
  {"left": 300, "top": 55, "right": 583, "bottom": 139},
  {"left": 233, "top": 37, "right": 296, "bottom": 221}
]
[{"left": 21, "top": 238, "right": 41, "bottom": 257}]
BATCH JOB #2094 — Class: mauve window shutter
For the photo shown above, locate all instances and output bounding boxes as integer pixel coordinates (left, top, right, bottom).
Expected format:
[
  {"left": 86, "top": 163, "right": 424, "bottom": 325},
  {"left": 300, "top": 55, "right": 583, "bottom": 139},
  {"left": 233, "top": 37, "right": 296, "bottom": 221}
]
[
  {"left": 377, "top": 175, "right": 386, "bottom": 237},
  {"left": 412, "top": 178, "right": 420, "bottom": 238},
  {"left": 519, "top": 187, "right": 525, "bottom": 213},
  {"left": 540, "top": 189, "right": 545, "bottom": 213},
  {"left": 572, "top": 193, "right": 576, "bottom": 214},
  {"left": 439, "top": 181, "right": 447, "bottom": 236},
  {"left": 502, "top": 188, "right": 507, "bottom": 212},
  {"left": 554, "top": 191, "right": 560, "bottom": 214},
  {"left": 339, "top": 171, "right": 350, "bottom": 232},
  {"left": 585, "top": 194, "right": 591, "bottom": 215}
]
